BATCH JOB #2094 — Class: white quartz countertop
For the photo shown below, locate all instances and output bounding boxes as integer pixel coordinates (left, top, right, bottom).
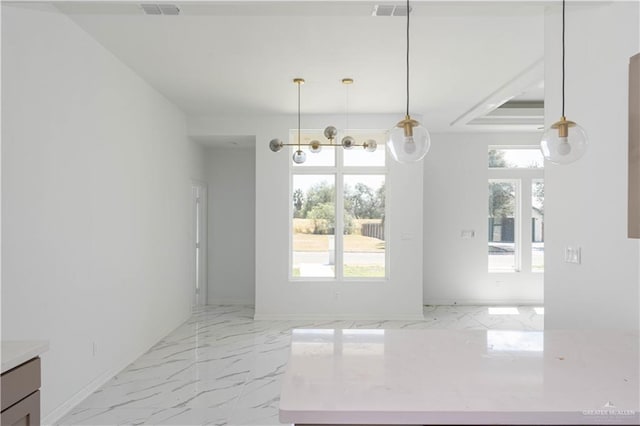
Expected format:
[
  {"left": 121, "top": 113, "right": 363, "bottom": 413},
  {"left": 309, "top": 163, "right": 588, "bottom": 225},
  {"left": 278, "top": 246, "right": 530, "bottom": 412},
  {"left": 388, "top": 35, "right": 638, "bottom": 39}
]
[
  {"left": 279, "top": 329, "right": 639, "bottom": 425},
  {"left": 1, "top": 340, "right": 49, "bottom": 373}
]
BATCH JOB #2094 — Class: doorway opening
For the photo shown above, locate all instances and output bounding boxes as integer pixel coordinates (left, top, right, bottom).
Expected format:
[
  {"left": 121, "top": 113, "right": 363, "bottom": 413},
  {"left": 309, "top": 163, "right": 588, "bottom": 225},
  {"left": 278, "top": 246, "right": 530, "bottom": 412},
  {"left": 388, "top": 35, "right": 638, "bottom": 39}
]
[{"left": 192, "top": 182, "right": 208, "bottom": 306}]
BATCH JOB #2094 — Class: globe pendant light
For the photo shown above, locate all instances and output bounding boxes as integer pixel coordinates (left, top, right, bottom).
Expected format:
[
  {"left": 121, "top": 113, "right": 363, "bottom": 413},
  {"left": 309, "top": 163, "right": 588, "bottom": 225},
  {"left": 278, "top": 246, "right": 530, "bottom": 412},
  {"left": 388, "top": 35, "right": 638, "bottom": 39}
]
[
  {"left": 340, "top": 78, "right": 356, "bottom": 150},
  {"left": 291, "top": 78, "right": 306, "bottom": 164},
  {"left": 387, "top": 0, "right": 430, "bottom": 163},
  {"left": 268, "top": 78, "right": 307, "bottom": 163},
  {"left": 540, "top": 0, "right": 588, "bottom": 164}
]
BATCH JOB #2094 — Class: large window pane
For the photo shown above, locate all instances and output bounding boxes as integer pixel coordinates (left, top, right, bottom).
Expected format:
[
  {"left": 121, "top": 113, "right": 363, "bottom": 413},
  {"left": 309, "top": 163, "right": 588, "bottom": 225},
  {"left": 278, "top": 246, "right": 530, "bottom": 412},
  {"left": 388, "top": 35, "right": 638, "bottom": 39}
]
[
  {"left": 532, "top": 180, "right": 544, "bottom": 272},
  {"left": 489, "top": 149, "right": 543, "bottom": 168},
  {"left": 489, "top": 180, "right": 517, "bottom": 272},
  {"left": 292, "top": 175, "right": 335, "bottom": 278},
  {"left": 343, "top": 175, "right": 385, "bottom": 277}
]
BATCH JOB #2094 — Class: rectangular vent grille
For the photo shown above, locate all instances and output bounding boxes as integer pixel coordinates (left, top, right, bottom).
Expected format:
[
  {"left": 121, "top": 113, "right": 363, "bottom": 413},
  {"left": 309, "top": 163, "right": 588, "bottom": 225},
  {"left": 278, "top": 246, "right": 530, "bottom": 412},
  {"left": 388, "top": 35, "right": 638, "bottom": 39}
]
[
  {"left": 372, "top": 5, "right": 411, "bottom": 17},
  {"left": 141, "top": 4, "right": 180, "bottom": 15}
]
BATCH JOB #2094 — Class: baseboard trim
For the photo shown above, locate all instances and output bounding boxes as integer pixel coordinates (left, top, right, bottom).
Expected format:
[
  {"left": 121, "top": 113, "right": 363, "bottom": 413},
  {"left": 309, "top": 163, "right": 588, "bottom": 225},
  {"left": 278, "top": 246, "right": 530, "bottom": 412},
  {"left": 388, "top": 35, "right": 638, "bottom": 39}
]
[
  {"left": 42, "top": 311, "right": 191, "bottom": 425},
  {"left": 207, "top": 298, "right": 254, "bottom": 305},
  {"left": 253, "top": 313, "right": 425, "bottom": 321},
  {"left": 424, "top": 299, "right": 544, "bottom": 306},
  {"left": 42, "top": 358, "right": 130, "bottom": 425}
]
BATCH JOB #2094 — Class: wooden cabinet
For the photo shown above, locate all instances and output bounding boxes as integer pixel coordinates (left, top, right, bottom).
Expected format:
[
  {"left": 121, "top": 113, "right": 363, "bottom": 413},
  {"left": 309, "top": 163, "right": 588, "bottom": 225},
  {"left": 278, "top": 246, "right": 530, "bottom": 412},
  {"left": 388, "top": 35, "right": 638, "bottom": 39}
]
[{"left": 0, "top": 357, "right": 41, "bottom": 426}]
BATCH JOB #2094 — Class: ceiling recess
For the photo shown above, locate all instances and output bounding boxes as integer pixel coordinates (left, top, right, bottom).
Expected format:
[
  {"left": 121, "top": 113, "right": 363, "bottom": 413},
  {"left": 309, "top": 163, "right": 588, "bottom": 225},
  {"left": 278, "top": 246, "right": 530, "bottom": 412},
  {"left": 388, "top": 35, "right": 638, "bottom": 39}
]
[
  {"left": 141, "top": 4, "right": 180, "bottom": 15},
  {"left": 467, "top": 101, "right": 544, "bottom": 126},
  {"left": 372, "top": 5, "right": 411, "bottom": 16}
]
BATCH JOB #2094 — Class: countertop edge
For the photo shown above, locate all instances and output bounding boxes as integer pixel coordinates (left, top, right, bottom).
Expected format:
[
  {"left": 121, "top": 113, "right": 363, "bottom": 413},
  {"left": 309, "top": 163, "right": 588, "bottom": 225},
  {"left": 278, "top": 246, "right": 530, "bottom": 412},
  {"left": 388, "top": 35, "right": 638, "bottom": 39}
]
[{"left": 1, "top": 341, "right": 50, "bottom": 373}]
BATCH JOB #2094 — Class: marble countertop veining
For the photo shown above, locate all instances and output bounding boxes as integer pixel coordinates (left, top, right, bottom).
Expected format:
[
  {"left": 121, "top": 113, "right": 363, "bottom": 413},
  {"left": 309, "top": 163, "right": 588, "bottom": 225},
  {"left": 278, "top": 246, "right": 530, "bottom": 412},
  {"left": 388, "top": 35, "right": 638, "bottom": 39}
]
[
  {"left": 1, "top": 340, "right": 49, "bottom": 373},
  {"left": 279, "top": 329, "right": 640, "bottom": 425}
]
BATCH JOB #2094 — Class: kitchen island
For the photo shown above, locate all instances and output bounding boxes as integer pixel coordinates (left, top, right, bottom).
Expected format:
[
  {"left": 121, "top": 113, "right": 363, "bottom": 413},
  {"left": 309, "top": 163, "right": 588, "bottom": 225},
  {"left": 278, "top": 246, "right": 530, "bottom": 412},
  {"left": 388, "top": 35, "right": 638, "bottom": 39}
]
[
  {"left": 279, "top": 329, "right": 638, "bottom": 425},
  {"left": 1, "top": 341, "right": 49, "bottom": 426}
]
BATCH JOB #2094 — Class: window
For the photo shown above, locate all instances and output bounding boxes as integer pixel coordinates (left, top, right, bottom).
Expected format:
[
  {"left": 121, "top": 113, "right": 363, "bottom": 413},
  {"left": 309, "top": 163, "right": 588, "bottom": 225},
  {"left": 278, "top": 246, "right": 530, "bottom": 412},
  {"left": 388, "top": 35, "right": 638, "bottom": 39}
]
[
  {"left": 292, "top": 175, "right": 335, "bottom": 277},
  {"left": 488, "top": 148, "right": 544, "bottom": 273},
  {"left": 531, "top": 179, "right": 544, "bottom": 272},
  {"left": 343, "top": 175, "right": 386, "bottom": 277},
  {"left": 291, "top": 131, "right": 387, "bottom": 280},
  {"left": 488, "top": 180, "right": 518, "bottom": 271},
  {"left": 489, "top": 148, "right": 543, "bottom": 169}
]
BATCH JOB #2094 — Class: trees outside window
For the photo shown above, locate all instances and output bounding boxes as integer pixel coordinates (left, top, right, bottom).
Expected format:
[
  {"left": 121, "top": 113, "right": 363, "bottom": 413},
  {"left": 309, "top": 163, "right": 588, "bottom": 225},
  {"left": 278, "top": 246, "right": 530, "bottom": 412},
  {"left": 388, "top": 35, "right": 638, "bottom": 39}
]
[
  {"left": 488, "top": 148, "right": 544, "bottom": 273},
  {"left": 291, "top": 133, "right": 387, "bottom": 279}
]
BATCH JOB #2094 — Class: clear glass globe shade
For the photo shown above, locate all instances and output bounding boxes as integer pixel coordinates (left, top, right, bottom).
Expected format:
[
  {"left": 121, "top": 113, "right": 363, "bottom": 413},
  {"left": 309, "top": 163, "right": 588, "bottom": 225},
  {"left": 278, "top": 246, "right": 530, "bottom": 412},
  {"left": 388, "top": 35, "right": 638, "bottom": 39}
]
[
  {"left": 341, "top": 136, "right": 355, "bottom": 149},
  {"left": 292, "top": 150, "right": 306, "bottom": 164},
  {"left": 309, "top": 140, "right": 322, "bottom": 153},
  {"left": 387, "top": 124, "right": 431, "bottom": 163},
  {"left": 364, "top": 139, "right": 377, "bottom": 152},
  {"left": 269, "top": 138, "right": 283, "bottom": 152},
  {"left": 540, "top": 123, "right": 588, "bottom": 165},
  {"left": 324, "top": 126, "right": 338, "bottom": 140}
]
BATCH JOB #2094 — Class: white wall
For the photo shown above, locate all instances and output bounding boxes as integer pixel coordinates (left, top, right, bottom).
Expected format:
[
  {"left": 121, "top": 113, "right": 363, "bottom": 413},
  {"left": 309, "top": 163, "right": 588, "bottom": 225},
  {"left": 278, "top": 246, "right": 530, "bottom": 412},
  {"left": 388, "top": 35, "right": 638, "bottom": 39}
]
[
  {"left": 544, "top": 1, "right": 639, "bottom": 329},
  {"left": 1, "top": 4, "right": 197, "bottom": 421},
  {"left": 205, "top": 145, "right": 256, "bottom": 305},
  {"left": 189, "top": 140, "right": 208, "bottom": 184},
  {"left": 423, "top": 132, "right": 544, "bottom": 305},
  {"left": 189, "top": 114, "right": 424, "bottom": 320}
]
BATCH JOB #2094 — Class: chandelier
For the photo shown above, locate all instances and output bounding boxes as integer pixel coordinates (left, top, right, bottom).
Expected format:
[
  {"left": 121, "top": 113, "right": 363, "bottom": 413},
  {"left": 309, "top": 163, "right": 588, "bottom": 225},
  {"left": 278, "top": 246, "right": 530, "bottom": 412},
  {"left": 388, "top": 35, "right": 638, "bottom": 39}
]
[{"left": 269, "top": 78, "right": 378, "bottom": 164}]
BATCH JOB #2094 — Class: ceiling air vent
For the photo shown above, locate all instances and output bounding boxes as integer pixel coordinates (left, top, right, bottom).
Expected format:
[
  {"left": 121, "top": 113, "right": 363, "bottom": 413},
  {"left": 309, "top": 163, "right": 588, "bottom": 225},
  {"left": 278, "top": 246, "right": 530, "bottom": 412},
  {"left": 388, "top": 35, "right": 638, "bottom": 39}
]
[
  {"left": 372, "top": 5, "right": 411, "bottom": 17},
  {"left": 141, "top": 4, "right": 180, "bottom": 15}
]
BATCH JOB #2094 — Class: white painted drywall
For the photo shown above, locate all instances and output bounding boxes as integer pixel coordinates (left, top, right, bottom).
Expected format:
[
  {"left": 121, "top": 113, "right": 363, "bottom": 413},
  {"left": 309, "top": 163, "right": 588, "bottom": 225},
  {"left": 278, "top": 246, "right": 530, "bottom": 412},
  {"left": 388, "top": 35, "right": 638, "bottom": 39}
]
[
  {"left": 423, "top": 132, "right": 544, "bottom": 305},
  {"left": 2, "top": 4, "right": 196, "bottom": 420},
  {"left": 543, "top": 1, "right": 639, "bottom": 329},
  {"left": 205, "top": 145, "right": 256, "bottom": 305},
  {"left": 189, "top": 114, "right": 424, "bottom": 320},
  {"left": 189, "top": 140, "right": 208, "bottom": 184}
]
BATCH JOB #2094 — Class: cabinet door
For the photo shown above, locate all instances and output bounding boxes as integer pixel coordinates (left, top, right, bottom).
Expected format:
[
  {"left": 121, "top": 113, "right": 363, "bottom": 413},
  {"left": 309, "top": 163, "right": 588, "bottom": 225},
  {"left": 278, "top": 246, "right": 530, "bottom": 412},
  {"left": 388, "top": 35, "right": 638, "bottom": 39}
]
[{"left": 0, "top": 391, "right": 40, "bottom": 426}]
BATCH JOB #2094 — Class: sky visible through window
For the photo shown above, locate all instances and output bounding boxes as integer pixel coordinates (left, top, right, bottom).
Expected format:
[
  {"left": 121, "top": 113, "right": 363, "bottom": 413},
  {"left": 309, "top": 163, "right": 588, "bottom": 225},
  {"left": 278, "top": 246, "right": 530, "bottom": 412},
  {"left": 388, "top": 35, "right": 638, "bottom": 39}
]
[
  {"left": 293, "top": 174, "right": 384, "bottom": 194},
  {"left": 292, "top": 130, "right": 386, "bottom": 168},
  {"left": 489, "top": 148, "right": 544, "bottom": 168}
]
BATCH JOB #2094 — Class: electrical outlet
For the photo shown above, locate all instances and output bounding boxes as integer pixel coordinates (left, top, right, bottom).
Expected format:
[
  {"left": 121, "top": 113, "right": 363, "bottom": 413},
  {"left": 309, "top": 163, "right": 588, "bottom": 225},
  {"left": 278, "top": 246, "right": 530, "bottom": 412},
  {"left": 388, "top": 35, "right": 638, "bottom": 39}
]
[
  {"left": 461, "top": 230, "right": 475, "bottom": 239},
  {"left": 565, "top": 246, "right": 582, "bottom": 264}
]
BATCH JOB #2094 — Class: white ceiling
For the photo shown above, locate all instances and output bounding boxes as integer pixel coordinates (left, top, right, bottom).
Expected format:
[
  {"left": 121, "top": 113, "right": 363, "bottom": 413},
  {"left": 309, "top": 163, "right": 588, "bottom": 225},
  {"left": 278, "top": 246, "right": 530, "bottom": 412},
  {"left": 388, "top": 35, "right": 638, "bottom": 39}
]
[{"left": 50, "top": 1, "right": 549, "bottom": 132}]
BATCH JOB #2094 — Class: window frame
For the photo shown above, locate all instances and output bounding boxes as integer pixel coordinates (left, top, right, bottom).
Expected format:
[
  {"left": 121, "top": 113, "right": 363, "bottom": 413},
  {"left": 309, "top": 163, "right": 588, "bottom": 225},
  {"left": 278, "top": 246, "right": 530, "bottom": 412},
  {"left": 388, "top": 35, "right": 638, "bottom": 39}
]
[
  {"left": 531, "top": 178, "right": 545, "bottom": 273},
  {"left": 487, "top": 146, "right": 544, "bottom": 274},
  {"left": 289, "top": 131, "right": 389, "bottom": 282}
]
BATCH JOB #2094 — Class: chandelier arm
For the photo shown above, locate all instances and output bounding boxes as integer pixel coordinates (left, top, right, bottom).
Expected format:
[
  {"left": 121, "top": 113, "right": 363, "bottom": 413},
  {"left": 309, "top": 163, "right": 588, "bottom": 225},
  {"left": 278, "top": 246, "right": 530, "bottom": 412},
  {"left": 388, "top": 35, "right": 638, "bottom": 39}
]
[{"left": 279, "top": 142, "right": 369, "bottom": 147}]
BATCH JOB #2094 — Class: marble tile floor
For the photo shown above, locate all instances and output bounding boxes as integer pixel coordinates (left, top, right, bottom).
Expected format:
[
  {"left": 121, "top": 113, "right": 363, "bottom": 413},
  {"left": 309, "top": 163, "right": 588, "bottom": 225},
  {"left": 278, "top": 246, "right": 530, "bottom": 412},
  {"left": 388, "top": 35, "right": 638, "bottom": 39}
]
[{"left": 57, "top": 305, "right": 544, "bottom": 426}]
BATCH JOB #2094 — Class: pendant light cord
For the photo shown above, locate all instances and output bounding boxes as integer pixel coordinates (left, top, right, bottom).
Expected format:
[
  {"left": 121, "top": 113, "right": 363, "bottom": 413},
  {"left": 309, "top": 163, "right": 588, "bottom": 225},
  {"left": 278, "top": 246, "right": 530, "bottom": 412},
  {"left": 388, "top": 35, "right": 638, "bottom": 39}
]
[
  {"left": 406, "top": 0, "right": 410, "bottom": 117},
  {"left": 562, "top": 0, "right": 565, "bottom": 117},
  {"left": 346, "top": 82, "right": 350, "bottom": 133},
  {"left": 297, "top": 81, "right": 301, "bottom": 151}
]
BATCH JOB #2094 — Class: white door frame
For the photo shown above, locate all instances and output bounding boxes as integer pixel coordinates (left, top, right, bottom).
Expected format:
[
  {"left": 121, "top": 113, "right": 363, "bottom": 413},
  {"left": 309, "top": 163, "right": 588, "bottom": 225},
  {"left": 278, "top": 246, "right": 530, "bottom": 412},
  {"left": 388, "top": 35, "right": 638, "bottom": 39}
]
[{"left": 191, "top": 181, "right": 208, "bottom": 306}]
